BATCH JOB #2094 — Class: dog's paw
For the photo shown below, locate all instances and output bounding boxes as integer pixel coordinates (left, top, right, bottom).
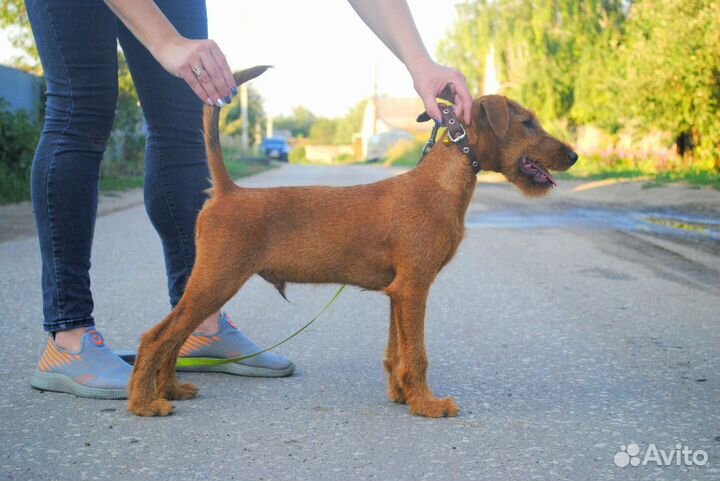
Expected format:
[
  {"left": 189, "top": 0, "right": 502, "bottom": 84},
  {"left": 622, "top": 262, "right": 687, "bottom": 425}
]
[
  {"left": 128, "top": 398, "right": 175, "bottom": 417},
  {"left": 409, "top": 396, "right": 459, "bottom": 418},
  {"left": 387, "top": 384, "right": 407, "bottom": 404},
  {"left": 166, "top": 382, "right": 198, "bottom": 401}
]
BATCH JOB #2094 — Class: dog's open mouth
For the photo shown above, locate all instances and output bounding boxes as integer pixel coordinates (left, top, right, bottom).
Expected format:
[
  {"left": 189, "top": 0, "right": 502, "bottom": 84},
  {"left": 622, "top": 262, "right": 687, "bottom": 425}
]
[{"left": 518, "top": 156, "right": 557, "bottom": 187}]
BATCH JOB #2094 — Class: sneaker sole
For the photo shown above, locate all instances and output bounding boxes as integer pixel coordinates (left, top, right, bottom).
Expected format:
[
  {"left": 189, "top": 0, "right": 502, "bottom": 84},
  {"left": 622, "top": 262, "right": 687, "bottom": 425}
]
[
  {"left": 116, "top": 352, "right": 295, "bottom": 378},
  {"left": 176, "top": 359, "right": 295, "bottom": 378},
  {"left": 30, "top": 370, "right": 127, "bottom": 399}
]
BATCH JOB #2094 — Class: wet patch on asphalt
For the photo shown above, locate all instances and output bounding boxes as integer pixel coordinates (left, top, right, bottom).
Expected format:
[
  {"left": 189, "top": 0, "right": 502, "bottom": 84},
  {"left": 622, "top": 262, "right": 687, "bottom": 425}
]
[{"left": 466, "top": 207, "right": 720, "bottom": 243}]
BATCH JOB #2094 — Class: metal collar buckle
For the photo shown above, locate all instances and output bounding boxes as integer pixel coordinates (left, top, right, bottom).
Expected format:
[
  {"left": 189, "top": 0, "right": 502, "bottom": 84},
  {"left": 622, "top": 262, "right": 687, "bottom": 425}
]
[{"left": 447, "top": 124, "right": 467, "bottom": 143}]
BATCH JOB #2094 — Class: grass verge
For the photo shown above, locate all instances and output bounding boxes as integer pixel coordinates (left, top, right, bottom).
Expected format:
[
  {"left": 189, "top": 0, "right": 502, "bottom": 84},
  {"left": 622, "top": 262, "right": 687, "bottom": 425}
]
[
  {"left": 98, "top": 159, "right": 274, "bottom": 194},
  {"left": 556, "top": 168, "right": 720, "bottom": 190},
  {"left": 384, "top": 144, "right": 720, "bottom": 190}
]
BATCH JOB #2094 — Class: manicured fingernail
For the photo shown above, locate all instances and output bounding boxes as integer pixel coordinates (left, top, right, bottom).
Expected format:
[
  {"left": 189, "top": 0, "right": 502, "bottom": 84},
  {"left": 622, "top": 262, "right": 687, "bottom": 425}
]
[
  {"left": 231, "top": 87, "right": 238, "bottom": 96},
  {"left": 206, "top": 98, "right": 213, "bottom": 106},
  {"left": 216, "top": 99, "right": 225, "bottom": 107},
  {"left": 224, "top": 95, "right": 232, "bottom": 104}
]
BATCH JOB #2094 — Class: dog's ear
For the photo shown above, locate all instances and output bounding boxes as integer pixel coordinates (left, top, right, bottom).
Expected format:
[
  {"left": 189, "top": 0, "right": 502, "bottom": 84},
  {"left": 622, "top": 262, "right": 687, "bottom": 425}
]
[
  {"left": 416, "top": 84, "right": 458, "bottom": 123},
  {"left": 482, "top": 95, "right": 510, "bottom": 138},
  {"left": 233, "top": 65, "right": 272, "bottom": 86}
]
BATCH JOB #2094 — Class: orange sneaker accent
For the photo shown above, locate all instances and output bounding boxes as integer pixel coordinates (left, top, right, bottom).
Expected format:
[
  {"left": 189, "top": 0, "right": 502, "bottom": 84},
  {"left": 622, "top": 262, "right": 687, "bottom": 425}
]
[
  {"left": 179, "top": 334, "right": 219, "bottom": 357},
  {"left": 87, "top": 329, "right": 104, "bottom": 346},
  {"left": 38, "top": 339, "right": 78, "bottom": 372}
]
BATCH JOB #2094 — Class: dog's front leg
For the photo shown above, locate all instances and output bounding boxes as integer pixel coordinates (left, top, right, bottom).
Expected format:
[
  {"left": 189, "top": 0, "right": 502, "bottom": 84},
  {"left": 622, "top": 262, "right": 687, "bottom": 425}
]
[
  {"left": 384, "top": 299, "right": 406, "bottom": 404},
  {"left": 155, "top": 341, "right": 198, "bottom": 402},
  {"left": 390, "top": 283, "right": 459, "bottom": 418}
]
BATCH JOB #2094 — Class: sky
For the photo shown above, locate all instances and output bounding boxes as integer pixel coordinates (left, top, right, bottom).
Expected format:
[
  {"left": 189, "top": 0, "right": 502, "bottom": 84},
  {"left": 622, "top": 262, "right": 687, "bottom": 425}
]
[
  {"left": 0, "top": 1, "right": 463, "bottom": 118},
  {"left": 206, "top": 1, "right": 463, "bottom": 117}
]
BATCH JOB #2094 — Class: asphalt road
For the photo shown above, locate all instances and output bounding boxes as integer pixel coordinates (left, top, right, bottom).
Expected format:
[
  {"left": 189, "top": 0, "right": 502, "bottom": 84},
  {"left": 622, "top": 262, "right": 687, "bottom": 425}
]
[{"left": 1, "top": 164, "right": 718, "bottom": 481}]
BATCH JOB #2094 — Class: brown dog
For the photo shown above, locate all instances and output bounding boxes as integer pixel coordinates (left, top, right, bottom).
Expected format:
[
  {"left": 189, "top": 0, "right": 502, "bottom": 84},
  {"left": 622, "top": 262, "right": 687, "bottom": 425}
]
[{"left": 128, "top": 66, "right": 577, "bottom": 417}]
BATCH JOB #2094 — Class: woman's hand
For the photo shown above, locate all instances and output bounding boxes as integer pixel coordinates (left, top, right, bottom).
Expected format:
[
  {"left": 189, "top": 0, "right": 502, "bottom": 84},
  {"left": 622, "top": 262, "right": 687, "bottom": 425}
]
[
  {"left": 153, "top": 36, "right": 237, "bottom": 107},
  {"left": 103, "top": 0, "right": 236, "bottom": 107},
  {"left": 409, "top": 58, "right": 473, "bottom": 125}
]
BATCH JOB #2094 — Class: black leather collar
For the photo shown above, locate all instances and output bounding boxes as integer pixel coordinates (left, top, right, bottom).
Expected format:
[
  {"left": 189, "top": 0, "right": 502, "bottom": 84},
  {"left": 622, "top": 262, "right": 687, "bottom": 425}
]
[
  {"left": 418, "top": 103, "right": 481, "bottom": 174},
  {"left": 438, "top": 104, "right": 481, "bottom": 174}
]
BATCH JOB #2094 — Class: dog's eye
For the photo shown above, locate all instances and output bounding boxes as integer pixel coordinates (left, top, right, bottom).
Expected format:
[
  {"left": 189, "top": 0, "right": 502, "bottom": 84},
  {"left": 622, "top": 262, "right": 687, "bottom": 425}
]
[{"left": 522, "top": 118, "right": 535, "bottom": 128}]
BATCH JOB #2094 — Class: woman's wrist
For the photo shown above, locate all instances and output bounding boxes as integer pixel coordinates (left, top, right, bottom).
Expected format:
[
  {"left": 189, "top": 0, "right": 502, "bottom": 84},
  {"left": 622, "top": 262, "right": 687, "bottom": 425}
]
[
  {"left": 147, "top": 29, "right": 183, "bottom": 61},
  {"left": 404, "top": 51, "right": 435, "bottom": 78}
]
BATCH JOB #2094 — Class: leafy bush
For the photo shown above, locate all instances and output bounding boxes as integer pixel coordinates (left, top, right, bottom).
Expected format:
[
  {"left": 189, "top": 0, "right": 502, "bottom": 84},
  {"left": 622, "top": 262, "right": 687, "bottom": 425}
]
[
  {"left": 289, "top": 146, "right": 306, "bottom": 164},
  {"left": 382, "top": 137, "right": 424, "bottom": 167},
  {"left": 0, "top": 99, "right": 40, "bottom": 203}
]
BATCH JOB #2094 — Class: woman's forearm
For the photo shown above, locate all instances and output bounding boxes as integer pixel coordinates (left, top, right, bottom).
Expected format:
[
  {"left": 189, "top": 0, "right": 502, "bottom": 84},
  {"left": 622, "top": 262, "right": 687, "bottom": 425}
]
[
  {"left": 347, "top": 0, "right": 472, "bottom": 124},
  {"left": 346, "top": 0, "right": 433, "bottom": 73},
  {"left": 104, "top": 0, "right": 179, "bottom": 56}
]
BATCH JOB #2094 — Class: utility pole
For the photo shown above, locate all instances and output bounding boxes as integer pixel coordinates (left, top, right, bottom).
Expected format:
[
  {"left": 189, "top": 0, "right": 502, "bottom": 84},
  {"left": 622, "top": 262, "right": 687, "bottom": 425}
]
[
  {"left": 266, "top": 116, "right": 273, "bottom": 139},
  {"left": 240, "top": 83, "right": 249, "bottom": 151}
]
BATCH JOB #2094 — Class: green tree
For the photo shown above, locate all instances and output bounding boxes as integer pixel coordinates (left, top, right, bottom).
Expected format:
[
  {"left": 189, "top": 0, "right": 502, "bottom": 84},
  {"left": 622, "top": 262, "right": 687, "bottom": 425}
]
[
  {"left": 273, "top": 100, "right": 366, "bottom": 145},
  {"left": 274, "top": 106, "right": 316, "bottom": 138},
  {"left": 439, "top": 0, "right": 627, "bottom": 124},
  {"left": 332, "top": 99, "right": 367, "bottom": 144},
  {"left": 616, "top": 0, "right": 720, "bottom": 166},
  {"left": 0, "top": 0, "right": 40, "bottom": 73},
  {"left": 308, "top": 118, "right": 339, "bottom": 144},
  {"left": 437, "top": 1, "right": 493, "bottom": 95}
]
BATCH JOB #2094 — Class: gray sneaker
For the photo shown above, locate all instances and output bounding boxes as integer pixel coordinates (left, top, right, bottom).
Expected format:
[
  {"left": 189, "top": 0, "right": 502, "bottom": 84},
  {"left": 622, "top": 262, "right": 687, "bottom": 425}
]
[
  {"left": 176, "top": 313, "right": 295, "bottom": 377},
  {"left": 30, "top": 327, "right": 131, "bottom": 399}
]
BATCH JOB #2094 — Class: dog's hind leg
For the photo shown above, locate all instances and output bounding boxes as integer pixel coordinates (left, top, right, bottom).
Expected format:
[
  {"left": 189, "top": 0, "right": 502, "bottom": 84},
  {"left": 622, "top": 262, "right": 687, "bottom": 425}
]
[
  {"left": 129, "top": 268, "right": 252, "bottom": 416},
  {"left": 384, "top": 299, "right": 406, "bottom": 404},
  {"left": 128, "top": 225, "right": 257, "bottom": 416},
  {"left": 387, "top": 280, "right": 459, "bottom": 418}
]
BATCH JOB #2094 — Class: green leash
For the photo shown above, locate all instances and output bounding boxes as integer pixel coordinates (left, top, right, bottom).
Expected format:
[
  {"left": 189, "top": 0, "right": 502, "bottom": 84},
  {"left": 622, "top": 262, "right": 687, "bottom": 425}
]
[{"left": 175, "top": 285, "right": 346, "bottom": 368}]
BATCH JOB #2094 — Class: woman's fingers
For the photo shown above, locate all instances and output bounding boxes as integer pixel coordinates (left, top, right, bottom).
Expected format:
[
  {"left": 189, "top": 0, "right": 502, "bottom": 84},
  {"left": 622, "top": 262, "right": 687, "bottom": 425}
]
[
  {"left": 198, "top": 49, "right": 232, "bottom": 105},
  {"left": 210, "top": 43, "right": 237, "bottom": 96},
  {"left": 178, "top": 65, "right": 213, "bottom": 106},
  {"left": 452, "top": 74, "right": 473, "bottom": 125},
  {"left": 419, "top": 90, "right": 442, "bottom": 123}
]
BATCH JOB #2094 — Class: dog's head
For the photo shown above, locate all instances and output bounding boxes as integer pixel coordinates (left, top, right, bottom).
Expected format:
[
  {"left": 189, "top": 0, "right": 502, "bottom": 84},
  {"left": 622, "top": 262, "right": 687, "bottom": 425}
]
[
  {"left": 420, "top": 93, "right": 578, "bottom": 196},
  {"left": 469, "top": 95, "right": 578, "bottom": 196}
]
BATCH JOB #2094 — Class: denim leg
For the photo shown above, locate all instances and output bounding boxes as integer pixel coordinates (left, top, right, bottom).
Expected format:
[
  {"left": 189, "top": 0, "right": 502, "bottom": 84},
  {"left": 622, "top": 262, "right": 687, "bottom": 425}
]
[
  {"left": 26, "top": 0, "right": 118, "bottom": 332},
  {"left": 118, "top": 0, "right": 211, "bottom": 308}
]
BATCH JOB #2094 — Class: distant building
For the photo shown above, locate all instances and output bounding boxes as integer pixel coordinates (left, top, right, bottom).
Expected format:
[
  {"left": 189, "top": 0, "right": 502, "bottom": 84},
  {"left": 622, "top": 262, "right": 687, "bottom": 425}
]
[{"left": 360, "top": 96, "right": 425, "bottom": 160}]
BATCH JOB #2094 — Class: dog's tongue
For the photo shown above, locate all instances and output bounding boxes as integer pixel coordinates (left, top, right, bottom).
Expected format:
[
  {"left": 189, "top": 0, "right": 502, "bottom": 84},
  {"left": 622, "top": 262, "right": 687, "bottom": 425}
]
[{"left": 519, "top": 156, "right": 557, "bottom": 187}]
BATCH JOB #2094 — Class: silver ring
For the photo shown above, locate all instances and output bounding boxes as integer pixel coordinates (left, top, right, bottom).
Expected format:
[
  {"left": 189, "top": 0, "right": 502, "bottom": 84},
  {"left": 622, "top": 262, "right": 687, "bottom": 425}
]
[{"left": 192, "top": 66, "right": 204, "bottom": 77}]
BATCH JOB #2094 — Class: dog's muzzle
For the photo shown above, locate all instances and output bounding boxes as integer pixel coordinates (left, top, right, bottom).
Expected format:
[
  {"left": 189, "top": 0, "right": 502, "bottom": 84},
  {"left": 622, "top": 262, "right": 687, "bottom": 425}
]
[{"left": 518, "top": 156, "right": 557, "bottom": 187}]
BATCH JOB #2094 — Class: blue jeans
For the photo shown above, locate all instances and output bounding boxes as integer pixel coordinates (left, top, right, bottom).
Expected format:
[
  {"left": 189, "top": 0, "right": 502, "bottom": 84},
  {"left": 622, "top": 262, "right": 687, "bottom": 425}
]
[{"left": 27, "top": 0, "right": 211, "bottom": 332}]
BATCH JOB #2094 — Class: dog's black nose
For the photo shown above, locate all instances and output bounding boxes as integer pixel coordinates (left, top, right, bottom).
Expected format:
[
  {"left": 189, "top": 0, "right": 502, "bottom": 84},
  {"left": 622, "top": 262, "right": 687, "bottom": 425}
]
[{"left": 567, "top": 151, "right": 578, "bottom": 164}]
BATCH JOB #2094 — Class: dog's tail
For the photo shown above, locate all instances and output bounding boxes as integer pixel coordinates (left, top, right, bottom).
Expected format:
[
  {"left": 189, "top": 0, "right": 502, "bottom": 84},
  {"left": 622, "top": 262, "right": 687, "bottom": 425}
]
[{"left": 203, "top": 65, "right": 271, "bottom": 196}]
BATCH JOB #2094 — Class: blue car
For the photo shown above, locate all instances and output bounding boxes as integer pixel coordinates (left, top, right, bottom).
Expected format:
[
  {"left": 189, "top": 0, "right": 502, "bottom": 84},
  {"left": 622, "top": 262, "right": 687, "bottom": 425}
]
[{"left": 261, "top": 137, "right": 290, "bottom": 162}]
